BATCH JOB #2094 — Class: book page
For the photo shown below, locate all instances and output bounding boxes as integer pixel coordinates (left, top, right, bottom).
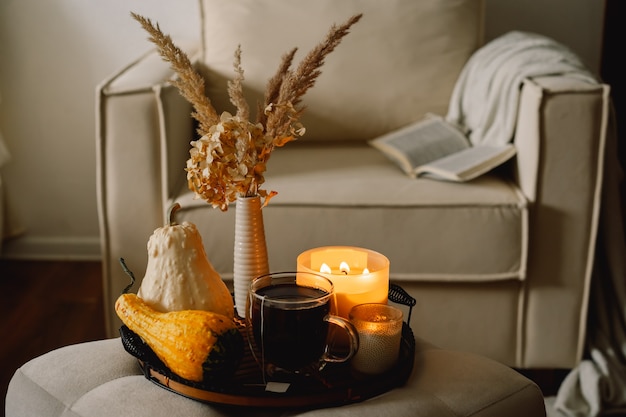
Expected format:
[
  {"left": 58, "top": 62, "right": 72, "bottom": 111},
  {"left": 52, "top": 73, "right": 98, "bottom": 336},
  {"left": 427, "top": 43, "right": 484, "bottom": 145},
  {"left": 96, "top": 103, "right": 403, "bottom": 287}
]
[
  {"left": 369, "top": 116, "right": 470, "bottom": 176},
  {"left": 415, "top": 144, "right": 517, "bottom": 182}
]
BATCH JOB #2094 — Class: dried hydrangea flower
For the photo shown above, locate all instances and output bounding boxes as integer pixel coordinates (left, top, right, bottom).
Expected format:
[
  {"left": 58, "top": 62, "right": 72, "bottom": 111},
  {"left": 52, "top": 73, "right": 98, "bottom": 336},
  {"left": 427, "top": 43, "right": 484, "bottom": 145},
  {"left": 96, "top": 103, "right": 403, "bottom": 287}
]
[{"left": 186, "top": 112, "right": 271, "bottom": 211}]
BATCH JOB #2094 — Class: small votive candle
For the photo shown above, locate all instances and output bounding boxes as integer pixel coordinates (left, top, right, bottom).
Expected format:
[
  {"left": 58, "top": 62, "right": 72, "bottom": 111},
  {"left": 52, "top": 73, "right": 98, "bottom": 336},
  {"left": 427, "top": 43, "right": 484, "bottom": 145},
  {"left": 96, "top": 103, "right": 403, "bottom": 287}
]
[{"left": 349, "top": 303, "right": 403, "bottom": 375}]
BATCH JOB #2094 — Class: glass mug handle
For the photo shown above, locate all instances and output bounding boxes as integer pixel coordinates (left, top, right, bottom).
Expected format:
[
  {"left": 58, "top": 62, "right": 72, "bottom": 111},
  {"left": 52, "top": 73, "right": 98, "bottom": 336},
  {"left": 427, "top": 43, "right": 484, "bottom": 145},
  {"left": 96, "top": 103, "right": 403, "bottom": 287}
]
[{"left": 322, "top": 315, "right": 359, "bottom": 363}]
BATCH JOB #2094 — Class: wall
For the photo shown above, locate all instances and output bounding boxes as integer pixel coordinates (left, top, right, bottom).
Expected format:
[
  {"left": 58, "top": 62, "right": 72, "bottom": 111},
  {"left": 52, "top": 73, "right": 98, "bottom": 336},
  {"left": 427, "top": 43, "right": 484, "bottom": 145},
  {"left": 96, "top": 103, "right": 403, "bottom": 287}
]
[
  {"left": 0, "top": 0, "right": 605, "bottom": 260},
  {"left": 0, "top": 0, "right": 200, "bottom": 259}
]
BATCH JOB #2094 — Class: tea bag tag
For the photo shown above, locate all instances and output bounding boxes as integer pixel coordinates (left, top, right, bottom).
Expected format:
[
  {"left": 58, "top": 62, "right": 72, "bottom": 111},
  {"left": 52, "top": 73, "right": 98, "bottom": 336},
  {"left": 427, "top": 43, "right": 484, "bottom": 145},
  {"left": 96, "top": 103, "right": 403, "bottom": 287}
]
[{"left": 265, "top": 382, "right": 290, "bottom": 393}]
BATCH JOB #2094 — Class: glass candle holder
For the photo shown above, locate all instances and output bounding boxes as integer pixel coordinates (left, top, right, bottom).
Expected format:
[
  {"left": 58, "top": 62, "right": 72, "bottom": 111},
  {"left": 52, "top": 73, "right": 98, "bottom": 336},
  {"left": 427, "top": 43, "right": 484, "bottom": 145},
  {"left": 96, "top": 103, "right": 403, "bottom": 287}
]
[
  {"left": 297, "top": 246, "right": 390, "bottom": 319},
  {"left": 349, "top": 303, "right": 403, "bottom": 375}
]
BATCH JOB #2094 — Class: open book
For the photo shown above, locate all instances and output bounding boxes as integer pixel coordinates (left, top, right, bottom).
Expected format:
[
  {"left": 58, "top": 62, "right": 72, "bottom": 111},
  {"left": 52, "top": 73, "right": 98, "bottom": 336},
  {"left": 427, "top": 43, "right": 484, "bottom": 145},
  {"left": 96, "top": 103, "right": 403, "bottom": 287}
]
[{"left": 369, "top": 115, "right": 516, "bottom": 182}]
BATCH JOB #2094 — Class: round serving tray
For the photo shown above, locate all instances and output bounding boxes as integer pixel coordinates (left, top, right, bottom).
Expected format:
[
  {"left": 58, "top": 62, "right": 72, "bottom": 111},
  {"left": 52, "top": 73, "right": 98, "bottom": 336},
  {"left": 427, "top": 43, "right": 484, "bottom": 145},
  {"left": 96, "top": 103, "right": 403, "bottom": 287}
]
[{"left": 120, "top": 318, "right": 415, "bottom": 409}]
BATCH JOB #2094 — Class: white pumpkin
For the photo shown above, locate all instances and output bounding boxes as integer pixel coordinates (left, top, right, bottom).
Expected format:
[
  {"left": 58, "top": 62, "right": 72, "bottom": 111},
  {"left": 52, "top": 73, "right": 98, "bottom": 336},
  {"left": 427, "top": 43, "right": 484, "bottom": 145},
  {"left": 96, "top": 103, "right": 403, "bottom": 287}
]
[{"left": 137, "top": 203, "right": 234, "bottom": 318}]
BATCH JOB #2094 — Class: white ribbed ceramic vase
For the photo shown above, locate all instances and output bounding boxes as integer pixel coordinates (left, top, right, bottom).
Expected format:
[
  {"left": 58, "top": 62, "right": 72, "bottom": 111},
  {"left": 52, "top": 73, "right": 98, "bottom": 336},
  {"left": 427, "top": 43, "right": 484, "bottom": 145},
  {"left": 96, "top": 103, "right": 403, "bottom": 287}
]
[{"left": 233, "top": 195, "right": 269, "bottom": 318}]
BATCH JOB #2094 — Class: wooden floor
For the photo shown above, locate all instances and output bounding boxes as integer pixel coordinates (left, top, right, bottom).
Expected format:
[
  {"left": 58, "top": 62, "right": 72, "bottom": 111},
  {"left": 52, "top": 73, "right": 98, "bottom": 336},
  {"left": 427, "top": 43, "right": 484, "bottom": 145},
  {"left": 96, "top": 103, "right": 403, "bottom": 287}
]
[{"left": 0, "top": 259, "right": 106, "bottom": 415}]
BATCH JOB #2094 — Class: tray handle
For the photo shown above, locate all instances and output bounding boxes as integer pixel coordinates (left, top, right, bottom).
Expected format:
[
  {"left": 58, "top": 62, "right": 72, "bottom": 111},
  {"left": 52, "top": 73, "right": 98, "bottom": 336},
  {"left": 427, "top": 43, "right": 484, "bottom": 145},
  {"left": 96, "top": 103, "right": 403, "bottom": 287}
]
[{"left": 388, "top": 283, "right": 416, "bottom": 324}]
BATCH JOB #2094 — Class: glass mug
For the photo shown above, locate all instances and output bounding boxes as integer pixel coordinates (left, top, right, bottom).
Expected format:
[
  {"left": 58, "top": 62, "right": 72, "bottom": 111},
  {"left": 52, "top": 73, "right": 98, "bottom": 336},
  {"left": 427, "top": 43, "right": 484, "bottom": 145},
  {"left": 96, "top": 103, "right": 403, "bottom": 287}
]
[{"left": 245, "top": 272, "right": 359, "bottom": 378}]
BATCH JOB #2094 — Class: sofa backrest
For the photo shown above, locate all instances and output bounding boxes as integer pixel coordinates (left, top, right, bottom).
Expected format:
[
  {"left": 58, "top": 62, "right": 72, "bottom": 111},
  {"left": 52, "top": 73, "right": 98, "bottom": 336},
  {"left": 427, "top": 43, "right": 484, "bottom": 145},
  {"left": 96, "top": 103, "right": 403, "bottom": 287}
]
[{"left": 199, "top": 0, "right": 485, "bottom": 142}]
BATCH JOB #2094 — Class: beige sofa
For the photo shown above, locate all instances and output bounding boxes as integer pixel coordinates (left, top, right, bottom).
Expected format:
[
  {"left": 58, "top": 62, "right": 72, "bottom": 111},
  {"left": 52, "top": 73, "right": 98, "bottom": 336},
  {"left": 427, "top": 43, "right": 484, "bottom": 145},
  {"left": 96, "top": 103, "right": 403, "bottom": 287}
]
[{"left": 96, "top": 0, "right": 609, "bottom": 370}]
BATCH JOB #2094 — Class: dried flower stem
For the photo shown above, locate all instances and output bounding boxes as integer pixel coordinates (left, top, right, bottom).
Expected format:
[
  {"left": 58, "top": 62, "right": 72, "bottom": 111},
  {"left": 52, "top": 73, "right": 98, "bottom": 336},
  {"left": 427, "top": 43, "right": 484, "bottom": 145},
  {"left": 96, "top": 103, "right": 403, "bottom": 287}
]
[
  {"left": 264, "top": 13, "right": 363, "bottom": 141},
  {"left": 228, "top": 46, "right": 250, "bottom": 120},
  {"left": 131, "top": 12, "right": 219, "bottom": 135},
  {"left": 256, "top": 48, "right": 297, "bottom": 128}
]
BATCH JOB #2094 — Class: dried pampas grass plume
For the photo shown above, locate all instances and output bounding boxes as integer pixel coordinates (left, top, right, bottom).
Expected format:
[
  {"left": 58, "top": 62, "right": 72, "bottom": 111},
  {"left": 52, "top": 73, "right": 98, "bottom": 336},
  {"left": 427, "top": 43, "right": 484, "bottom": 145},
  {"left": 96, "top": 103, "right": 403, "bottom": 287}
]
[
  {"left": 131, "top": 11, "right": 362, "bottom": 209},
  {"left": 131, "top": 12, "right": 219, "bottom": 136}
]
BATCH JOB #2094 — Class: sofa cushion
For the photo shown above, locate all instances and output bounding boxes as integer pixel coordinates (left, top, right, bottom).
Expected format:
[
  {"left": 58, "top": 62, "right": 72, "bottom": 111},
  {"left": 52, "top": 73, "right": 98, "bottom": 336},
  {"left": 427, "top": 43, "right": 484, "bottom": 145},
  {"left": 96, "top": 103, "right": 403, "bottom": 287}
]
[
  {"left": 175, "top": 143, "right": 527, "bottom": 282},
  {"left": 199, "top": 0, "right": 485, "bottom": 141}
]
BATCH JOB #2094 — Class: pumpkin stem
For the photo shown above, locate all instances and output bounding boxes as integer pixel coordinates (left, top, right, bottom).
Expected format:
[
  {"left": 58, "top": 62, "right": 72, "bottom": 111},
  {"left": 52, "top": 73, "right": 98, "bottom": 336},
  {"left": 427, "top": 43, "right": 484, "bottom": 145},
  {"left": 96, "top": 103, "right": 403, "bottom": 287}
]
[
  {"left": 168, "top": 203, "right": 182, "bottom": 226},
  {"left": 119, "top": 257, "right": 136, "bottom": 294}
]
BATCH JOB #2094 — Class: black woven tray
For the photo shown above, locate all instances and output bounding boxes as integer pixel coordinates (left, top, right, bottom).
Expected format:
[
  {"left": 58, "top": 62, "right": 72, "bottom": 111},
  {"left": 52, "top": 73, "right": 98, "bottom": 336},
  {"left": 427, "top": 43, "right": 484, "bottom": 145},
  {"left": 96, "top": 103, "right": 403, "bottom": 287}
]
[{"left": 119, "top": 283, "right": 417, "bottom": 408}]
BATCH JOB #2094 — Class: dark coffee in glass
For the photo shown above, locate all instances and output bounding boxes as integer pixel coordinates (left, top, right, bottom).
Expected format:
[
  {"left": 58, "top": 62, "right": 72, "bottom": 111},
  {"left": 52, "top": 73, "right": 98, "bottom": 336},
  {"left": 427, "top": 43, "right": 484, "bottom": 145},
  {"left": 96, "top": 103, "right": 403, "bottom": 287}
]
[{"left": 246, "top": 272, "right": 359, "bottom": 376}]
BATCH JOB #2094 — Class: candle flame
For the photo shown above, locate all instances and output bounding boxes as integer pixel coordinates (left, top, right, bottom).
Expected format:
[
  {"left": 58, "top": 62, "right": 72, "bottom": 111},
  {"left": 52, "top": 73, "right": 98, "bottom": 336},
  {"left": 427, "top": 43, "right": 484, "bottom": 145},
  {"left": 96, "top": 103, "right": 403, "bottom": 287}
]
[{"left": 319, "top": 262, "right": 369, "bottom": 275}]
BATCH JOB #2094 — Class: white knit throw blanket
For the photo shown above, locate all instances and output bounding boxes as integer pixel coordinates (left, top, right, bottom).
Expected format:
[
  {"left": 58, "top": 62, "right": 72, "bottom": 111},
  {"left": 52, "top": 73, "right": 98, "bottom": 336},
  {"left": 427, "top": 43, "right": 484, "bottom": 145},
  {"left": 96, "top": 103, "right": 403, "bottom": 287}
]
[{"left": 446, "top": 31, "right": 596, "bottom": 146}]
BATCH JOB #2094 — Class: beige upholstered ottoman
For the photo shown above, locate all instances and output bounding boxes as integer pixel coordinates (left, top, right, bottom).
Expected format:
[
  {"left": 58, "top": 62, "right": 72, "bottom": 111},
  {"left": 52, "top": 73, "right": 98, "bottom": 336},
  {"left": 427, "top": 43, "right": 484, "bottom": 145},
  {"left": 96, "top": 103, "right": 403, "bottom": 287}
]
[{"left": 6, "top": 336, "right": 546, "bottom": 417}]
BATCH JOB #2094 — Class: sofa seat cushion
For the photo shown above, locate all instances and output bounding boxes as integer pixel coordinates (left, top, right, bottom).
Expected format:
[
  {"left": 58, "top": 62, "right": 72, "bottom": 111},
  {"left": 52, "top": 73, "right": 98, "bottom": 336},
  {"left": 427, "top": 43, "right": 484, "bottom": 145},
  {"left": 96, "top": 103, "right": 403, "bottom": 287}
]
[{"left": 174, "top": 143, "right": 527, "bottom": 282}]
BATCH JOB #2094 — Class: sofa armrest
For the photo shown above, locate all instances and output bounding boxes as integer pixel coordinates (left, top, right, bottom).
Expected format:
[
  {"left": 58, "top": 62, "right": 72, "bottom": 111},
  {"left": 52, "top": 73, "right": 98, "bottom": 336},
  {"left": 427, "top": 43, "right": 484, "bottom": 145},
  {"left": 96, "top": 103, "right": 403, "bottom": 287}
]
[
  {"left": 96, "top": 46, "right": 198, "bottom": 337},
  {"left": 515, "top": 77, "right": 609, "bottom": 203},
  {"left": 513, "top": 76, "right": 610, "bottom": 366}
]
